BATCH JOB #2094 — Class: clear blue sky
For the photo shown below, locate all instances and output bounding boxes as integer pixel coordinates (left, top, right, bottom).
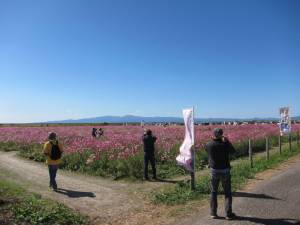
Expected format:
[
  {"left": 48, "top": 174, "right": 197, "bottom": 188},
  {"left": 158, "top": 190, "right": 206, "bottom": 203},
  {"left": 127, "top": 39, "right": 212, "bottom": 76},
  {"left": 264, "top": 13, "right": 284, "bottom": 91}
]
[{"left": 1, "top": 0, "right": 299, "bottom": 123}]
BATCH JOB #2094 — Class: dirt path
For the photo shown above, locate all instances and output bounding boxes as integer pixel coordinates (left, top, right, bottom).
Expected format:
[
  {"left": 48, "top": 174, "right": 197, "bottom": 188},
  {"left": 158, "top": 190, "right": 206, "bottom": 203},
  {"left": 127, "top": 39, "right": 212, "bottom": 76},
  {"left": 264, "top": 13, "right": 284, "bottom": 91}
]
[{"left": 0, "top": 151, "right": 168, "bottom": 225}]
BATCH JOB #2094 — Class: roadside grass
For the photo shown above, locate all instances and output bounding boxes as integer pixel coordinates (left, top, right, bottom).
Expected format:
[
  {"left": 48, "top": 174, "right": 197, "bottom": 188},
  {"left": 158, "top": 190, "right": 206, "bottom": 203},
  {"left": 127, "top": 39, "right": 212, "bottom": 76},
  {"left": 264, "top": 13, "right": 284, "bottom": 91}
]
[
  {"left": 0, "top": 142, "right": 185, "bottom": 180},
  {"left": 0, "top": 179, "right": 89, "bottom": 225},
  {"left": 152, "top": 142, "right": 300, "bottom": 205},
  {"left": 0, "top": 142, "right": 22, "bottom": 152}
]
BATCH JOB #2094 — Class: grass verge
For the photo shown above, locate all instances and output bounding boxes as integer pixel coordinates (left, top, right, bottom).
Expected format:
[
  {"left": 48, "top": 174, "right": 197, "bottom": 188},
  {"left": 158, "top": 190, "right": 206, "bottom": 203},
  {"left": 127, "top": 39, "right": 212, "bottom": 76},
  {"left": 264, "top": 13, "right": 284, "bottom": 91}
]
[
  {"left": 0, "top": 179, "right": 89, "bottom": 225},
  {"left": 152, "top": 142, "right": 300, "bottom": 205}
]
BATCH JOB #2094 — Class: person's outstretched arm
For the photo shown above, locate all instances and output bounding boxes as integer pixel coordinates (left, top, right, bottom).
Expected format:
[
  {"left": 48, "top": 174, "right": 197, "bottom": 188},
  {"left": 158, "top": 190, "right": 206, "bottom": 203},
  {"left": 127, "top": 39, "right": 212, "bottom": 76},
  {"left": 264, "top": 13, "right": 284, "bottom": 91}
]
[
  {"left": 153, "top": 136, "right": 157, "bottom": 142},
  {"left": 223, "top": 137, "right": 236, "bottom": 154}
]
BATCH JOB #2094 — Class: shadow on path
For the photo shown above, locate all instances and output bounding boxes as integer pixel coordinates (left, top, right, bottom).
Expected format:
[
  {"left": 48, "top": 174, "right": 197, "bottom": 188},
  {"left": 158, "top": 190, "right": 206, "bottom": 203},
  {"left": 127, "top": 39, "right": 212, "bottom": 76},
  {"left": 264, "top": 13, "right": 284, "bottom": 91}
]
[
  {"left": 54, "top": 188, "right": 96, "bottom": 198},
  {"left": 148, "top": 178, "right": 184, "bottom": 184},
  {"left": 234, "top": 216, "right": 300, "bottom": 225},
  {"left": 233, "top": 192, "right": 281, "bottom": 200}
]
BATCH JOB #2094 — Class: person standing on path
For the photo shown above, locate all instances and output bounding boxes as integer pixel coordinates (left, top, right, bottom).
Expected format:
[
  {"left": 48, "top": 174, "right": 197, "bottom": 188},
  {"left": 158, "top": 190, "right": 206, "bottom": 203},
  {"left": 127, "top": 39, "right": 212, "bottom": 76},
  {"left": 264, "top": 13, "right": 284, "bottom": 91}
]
[
  {"left": 142, "top": 129, "right": 157, "bottom": 180},
  {"left": 205, "top": 128, "right": 236, "bottom": 220},
  {"left": 43, "top": 132, "right": 63, "bottom": 191}
]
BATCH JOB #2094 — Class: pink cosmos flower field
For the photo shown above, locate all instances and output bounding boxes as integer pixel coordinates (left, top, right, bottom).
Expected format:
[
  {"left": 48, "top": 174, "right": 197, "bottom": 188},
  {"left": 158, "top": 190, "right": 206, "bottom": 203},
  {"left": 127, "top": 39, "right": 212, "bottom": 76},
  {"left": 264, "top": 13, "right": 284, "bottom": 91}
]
[{"left": 0, "top": 124, "right": 299, "bottom": 160}]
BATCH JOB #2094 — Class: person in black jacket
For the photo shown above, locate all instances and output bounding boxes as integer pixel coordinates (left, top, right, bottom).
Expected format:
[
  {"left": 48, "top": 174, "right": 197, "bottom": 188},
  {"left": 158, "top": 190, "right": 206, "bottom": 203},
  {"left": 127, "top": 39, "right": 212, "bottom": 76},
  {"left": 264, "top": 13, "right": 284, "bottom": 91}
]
[
  {"left": 142, "top": 129, "right": 157, "bottom": 180},
  {"left": 205, "top": 128, "right": 236, "bottom": 220},
  {"left": 92, "top": 128, "right": 97, "bottom": 138}
]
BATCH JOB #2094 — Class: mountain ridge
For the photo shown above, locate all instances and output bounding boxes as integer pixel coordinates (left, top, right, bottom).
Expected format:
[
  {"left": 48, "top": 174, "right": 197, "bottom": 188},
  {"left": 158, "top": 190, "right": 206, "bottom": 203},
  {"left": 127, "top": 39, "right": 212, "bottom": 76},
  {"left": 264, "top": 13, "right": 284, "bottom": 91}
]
[{"left": 45, "top": 115, "right": 300, "bottom": 124}]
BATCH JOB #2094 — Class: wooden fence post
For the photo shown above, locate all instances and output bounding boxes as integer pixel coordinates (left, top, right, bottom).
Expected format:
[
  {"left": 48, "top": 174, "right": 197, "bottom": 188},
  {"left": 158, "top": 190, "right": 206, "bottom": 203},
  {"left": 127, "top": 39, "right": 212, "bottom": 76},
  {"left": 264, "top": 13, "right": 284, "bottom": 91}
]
[
  {"left": 289, "top": 134, "right": 292, "bottom": 151},
  {"left": 279, "top": 135, "right": 282, "bottom": 155},
  {"left": 249, "top": 139, "right": 253, "bottom": 168},
  {"left": 190, "top": 147, "right": 196, "bottom": 190},
  {"left": 266, "top": 137, "right": 269, "bottom": 160}
]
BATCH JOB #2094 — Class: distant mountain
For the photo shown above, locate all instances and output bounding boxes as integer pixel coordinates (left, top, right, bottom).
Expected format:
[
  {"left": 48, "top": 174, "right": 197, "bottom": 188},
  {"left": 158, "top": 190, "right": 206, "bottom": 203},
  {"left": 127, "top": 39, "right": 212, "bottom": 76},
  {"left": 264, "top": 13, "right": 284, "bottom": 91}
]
[
  {"left": 47, "top": 115, "right": 183, "bottom": 124},
  {"left": 293, "top": 116, "right": 300, "bottom": 121},
  {"left": 45, "top": 115, "right": 300, "bottom": 124}
]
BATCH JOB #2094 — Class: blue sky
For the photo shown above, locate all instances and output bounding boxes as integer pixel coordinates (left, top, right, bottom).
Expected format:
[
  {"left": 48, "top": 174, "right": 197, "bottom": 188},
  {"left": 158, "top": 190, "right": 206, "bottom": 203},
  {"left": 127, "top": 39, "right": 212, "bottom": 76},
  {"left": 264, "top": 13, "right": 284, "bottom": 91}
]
[{"left": 0, "top": 0, "right": 299, "bottom": 123}]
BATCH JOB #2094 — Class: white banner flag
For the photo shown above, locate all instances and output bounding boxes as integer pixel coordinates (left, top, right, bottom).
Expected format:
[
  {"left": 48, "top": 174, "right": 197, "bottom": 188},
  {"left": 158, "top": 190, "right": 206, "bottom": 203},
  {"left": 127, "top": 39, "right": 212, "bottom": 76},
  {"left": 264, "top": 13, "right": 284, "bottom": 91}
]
[
  {"left": 176, "top": 108, "right": 194, "bottom": 172},
  {"left": 279, "top": 107, "right": 292, "bottom": 136}
]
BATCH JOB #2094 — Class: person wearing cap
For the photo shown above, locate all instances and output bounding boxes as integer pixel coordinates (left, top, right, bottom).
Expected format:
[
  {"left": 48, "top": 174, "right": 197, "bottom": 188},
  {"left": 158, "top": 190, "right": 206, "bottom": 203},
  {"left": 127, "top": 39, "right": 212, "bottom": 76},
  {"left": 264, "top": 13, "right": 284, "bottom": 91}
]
[
  {"left": 43, "top": 132, "right": 63, "bottom": 190},
  {"left": 142, "top": 129, "right": 157, "bottom": 180},
  {"left": 205, "top": 128, "right": 236, "bottom": 220}
]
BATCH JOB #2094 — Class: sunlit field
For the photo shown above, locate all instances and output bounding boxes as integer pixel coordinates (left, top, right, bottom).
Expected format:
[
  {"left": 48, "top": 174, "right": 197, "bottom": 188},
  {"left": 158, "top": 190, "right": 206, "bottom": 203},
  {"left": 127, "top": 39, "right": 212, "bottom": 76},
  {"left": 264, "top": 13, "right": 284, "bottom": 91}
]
[{"left": 1, "top": 124, "right": 299, "bottom": 179}]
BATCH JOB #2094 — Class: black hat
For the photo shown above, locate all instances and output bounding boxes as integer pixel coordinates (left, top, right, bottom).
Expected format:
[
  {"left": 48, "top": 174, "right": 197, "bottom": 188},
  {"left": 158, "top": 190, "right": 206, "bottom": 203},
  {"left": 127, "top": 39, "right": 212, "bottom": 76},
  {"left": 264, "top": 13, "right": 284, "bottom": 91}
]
[
  {"left": 48, "top": 132, "right": 57, "bottom": 140},
  {"left": 213, "top": 128, "right": 223, "bottom": 137}
]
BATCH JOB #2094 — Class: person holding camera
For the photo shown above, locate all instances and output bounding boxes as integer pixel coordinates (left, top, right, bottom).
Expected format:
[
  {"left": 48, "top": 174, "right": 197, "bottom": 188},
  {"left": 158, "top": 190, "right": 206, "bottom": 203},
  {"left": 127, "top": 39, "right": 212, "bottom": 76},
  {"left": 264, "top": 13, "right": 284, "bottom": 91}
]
[
  {"left": 142, "top": 129, "right": 157, "bottom": 180},
  {"left": 205, "top": 128, "right": 236, "bottom": 220},
  {"left": 43, "top": 132, "right": 63, "bottom": 191}
]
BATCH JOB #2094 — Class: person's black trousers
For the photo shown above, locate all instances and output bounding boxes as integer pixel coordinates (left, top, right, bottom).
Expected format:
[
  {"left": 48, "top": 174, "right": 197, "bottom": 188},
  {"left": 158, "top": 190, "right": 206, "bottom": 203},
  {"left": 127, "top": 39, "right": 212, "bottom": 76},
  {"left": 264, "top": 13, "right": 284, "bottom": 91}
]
[
  {"left": 210, "top": 170, "right": 232, "bottom": 216},
  {"left": 48, "top": 165, "right": 58, "bottom": 189},
  {"left": 144, "top": 153, "right": 156, "bottom": 179}
]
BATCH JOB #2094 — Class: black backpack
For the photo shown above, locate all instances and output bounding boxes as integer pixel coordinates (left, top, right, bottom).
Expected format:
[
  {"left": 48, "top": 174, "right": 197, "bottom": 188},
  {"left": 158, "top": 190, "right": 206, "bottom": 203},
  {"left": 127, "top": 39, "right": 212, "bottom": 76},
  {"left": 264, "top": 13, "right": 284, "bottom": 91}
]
[{"left": 50, "top": 142, "right": 62, "bottom": 160}]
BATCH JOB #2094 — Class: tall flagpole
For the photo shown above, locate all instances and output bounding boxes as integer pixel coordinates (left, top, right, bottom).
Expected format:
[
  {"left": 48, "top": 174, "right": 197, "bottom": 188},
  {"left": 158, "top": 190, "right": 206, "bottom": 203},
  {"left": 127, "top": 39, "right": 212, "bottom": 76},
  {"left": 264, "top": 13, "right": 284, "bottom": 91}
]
[{"left": 191, "top": 106, "right": 196, "bottom": 190}]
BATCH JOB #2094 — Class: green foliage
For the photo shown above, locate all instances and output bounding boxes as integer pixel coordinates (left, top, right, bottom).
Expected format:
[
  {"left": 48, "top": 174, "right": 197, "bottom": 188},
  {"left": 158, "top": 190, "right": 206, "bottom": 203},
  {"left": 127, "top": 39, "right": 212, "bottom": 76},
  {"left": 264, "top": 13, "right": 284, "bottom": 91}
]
[
  {"left": 12, "top": 197, "right": 86, "bottom": 225},
  {"left": 1, "top": 134, "right": 298, "bottom": 180},
  {"left": 125, "top": 152, "right": 144, "bottom": 179},
  {"left": 18, "top": 144, "right": 46, "bottom": 162},
  {"left": 0, "top": 180, "right": 25, "bottom": 197},
  {"left": 0, "top": 142, "right": 22, "bottom": 152},
  {"left": 195, "top": 149, "right": 208, "bottom": 169},
  {"left": 60, "top": 150, "right": 92, "bottom": 172},
  {"left": 157, "top": 164, "right": 186, "bottom": 179},
  {"left": 152, "top": 176, "right": 211, "bottom": 205},
  {"left": 232, "top": 141, "right": 249, "bottom": 158},
  {"left": 0, "top": 180, "right": 88, "bottom": 225},
  {"left": 84, "top": 151, "right": 144, "bottom": 179}
]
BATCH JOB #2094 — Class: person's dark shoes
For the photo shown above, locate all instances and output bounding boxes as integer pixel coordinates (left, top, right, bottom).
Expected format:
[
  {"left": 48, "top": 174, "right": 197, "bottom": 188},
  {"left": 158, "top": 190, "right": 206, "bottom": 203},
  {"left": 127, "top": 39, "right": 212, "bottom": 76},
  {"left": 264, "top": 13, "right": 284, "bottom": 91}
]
[
  {"left": 52, "top": 185, "right": 58, "bottom": 191},
  {"left": 144, "top": 177, "right": 150, "bottom": 181},
  {"left": 225, "top": 213, "right": 237, "bottom": 220},
  {"left": 152, "top": 176, "right": 157, "bottom": 180},
  {"left": 210, "top": 214, "right": 219, "bottom": 219}
]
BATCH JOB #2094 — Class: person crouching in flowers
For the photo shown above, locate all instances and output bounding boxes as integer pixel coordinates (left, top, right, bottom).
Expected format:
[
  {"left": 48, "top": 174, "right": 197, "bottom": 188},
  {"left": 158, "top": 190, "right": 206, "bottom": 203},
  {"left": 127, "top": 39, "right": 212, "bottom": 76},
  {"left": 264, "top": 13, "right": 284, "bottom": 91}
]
[
  {"left": 142, "top": 129, "right": 157, "bottom": 180},
  {"left": 43, "top": 132, "right": 63, "bottom": 191}
]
